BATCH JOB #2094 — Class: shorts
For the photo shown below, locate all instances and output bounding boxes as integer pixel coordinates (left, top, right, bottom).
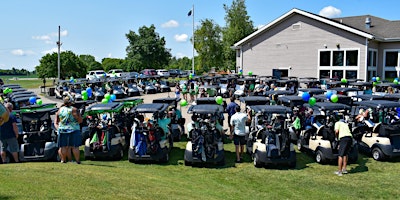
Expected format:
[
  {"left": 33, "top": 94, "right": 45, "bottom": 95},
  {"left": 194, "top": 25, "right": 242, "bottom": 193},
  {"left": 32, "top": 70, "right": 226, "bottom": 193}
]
[
  {"left": 338, "top": 136, "right": 352, "bottom": 157},
  {"left": 0, "top": 138, "right": 19, "bottom": 153},
  {"left": 233, "top": 135, "right": 246, "bottom": 146},
  {"left": 58, "top": 130, "right": 82, "bottom": 148}
]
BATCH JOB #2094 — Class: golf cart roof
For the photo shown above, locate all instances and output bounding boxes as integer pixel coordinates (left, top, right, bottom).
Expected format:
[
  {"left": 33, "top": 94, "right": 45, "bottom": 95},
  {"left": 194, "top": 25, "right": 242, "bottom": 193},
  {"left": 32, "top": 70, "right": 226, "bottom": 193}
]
[
  {"left": 7, "top": 88, "right": 27, "bottom": 93},
  {"left": 314, "top": 94, "right": 353, "bottom": 105},
  {"left": 18, "top": 103, "right": 58, "bottom": 113},
  {"left": 2, "top": 84, "right": 21, "bottom": 89},
  {"left": 249, "top": 105, "right": 292, "bottom": 114},
  {"left": 354, "top": 100, "right": 400, "bottom": 109},
  {"left": 196, "top": 97, "right": 225, "bottom": 105},
  {"left": 376, "top": 83, "right": 400, "bottom": 88},
  {"left": 113, "top": 97, "right": 144, "bottom": 107},
  {"left": 349, "top": 82, "right": 372, "bottom": 87},
  {"left": 19, "top": 107, "right": 58, "bottom": 115},
  {"left": 199, "top": 85, "right": 220, "bottom": 89},
  {"left": 330, "top": 87, "right": 360, "bottom": 92},
  {"left": 187, "top": 104, "right": 223, "bottom": 114},
  {"left": 265, "top": 90, "right": 294, "bottom": 96},
  {"left": 353, "top": 94, "right": 386, "bottom": 101},
  {"left": 12, "top": 96, "right": 40, "bottom": 103},
  {"left": 298, "top": 88, "right": 325, "bottom": 95},
  {"left": 277, "top": 95, "right": 304, "bottom": 106},
  {"left": 86, "top": 102, "right": 124, "bottom": 113},
  {"left": 130, "top": 103, "right": 168, "bottom": 113},
  {"left": 152, "top": 97, "right": 181, "bottom": 104},
  {"left": 239, "top": 96, "right": 269, "bottom": 105},
  {"left": 307, "top": 102, "right": 351, "bottom": 111}
]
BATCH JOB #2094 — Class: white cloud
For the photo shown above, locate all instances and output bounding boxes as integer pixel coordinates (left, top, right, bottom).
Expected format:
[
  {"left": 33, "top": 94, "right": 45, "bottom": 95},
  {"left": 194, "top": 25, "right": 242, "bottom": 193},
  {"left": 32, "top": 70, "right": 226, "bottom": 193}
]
[
  {"left": 174, "top": 34, "right": 188, "bottom": 42},
  {"left": 32, "top": 35, "right": 51, "bottom": 41},
  {"left": 41, "top": 48, "right": 64, "bottom": 55},
  {"left": 319, "top": 6, "right": 342, "bottom": 18},
  {"left": 161, "top": 20, "right": 179, "bottom": 28},
  {"left": 175, "top": 52, "right": 186, "bottom": 58},
  {"left": 11, "top": 49, "right": 35, "bottom": 56},
  {"left": 107, "top": 53, "right": 112, "bottom": 57},
  {"left": 33, "top": 30, "right": 68, "bottom": 44}
]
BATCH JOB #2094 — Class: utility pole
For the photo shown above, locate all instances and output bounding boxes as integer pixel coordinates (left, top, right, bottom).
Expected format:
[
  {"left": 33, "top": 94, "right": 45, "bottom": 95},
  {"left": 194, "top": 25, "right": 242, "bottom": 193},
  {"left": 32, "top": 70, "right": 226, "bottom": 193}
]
[
  {"left": 191, "top": 4, "right": 195, "bottom": 75},
  {"left": 57, "top": 26, "right": 62, "bottom": 80}
]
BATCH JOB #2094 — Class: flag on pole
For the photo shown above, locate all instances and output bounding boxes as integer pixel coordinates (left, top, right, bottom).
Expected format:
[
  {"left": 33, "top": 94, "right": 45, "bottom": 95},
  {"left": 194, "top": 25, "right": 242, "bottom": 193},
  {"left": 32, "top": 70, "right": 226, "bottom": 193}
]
[{"left": 187, "top": 10, "right": 192, "bottom": 16}]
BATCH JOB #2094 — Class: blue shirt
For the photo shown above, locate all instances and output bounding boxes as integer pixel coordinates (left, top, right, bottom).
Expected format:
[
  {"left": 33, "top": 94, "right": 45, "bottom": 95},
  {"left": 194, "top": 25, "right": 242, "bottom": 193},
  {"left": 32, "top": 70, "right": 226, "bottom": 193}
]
[
  {"left": 226, "top": 102, "right": 239, "bottom": 116},
  {"left": 0, "top": 113, "right": 17, "bottom": 140}
]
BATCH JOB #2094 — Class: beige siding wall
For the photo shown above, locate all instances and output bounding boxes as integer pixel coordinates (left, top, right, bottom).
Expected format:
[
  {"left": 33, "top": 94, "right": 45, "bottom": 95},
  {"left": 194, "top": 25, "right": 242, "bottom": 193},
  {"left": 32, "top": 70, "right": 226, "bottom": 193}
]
[{"left": 239, "top": 14, "right": 368, "bottom": 79}]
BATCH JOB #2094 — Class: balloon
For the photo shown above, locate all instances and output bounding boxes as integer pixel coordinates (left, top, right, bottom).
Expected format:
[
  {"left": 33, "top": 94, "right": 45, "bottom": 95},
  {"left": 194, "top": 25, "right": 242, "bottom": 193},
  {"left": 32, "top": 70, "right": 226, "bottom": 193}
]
[
  {"left": 189, "top": 74, "right": 193, "bottom": 79},
  {"left": 308, "top": 97, "right": 316, "bottom": 106},
  {"left": 341, "top": 78, "right": 347, "bottom": 84},
  {"left": 86, "top": 87, "right": 93, "bottom": 98},
  {"left": 395, "top": 78, "right": 399, "bottom": 81},
  {"left": 215, "top": 96, "right": 223, "bottom": 105},
  {"left": 325, "top": 91, "right": 333, "bottom": 100},
  {"left": 29, "top": 96, "right": 36, "bottom": 104},
  {"left": 301, "top": 92, "right": 310, "bottom": 102},
  {"left": 239, "top": 69, "right": 243, "bottom": 73},
  {"left": 102, "top": 114, "right": 107, "bottom": 120},
  {"left": 373, "top": 82, "right": 377, "bottom": 87},
  {"left": 376, "top": 77, "right": 380, "bottom": 81},
  {"left": 3, "top": 88, "right": 10, "bottom": 94},
  {"left": 36, "top": 99, "right": 43, "bottom": 105},
  {"left": 238, "top": 72, "right": 242, "bottom": 75},
  {"left": 394, "top": 79, "right": 399, "bottom": 84},
  {"left": 180, "top": 99, "right": 188, "bottom": 107},
  {"left": 104, "top": 93, "right": 111, "bottom": 100},
  {"left": 82, "top": 95, "right": 88, "bottom": 100},
  {"left": 110, "top": 94, "right": 116, "bottom": 101},
  {"left": 372, "top": 77, "right": 376, "bottom": 82},
  {"left": 81, "top": 90, "right": 88, "bottom": 96},
  {"left": 330, "top": 94, "right": 339, "bottom": 103},
  {"left": 101, "top": 98, "right": 108, "bottom": 104},
  {"left": 248, "top": 71, "right": 253, "bottom": 76}
]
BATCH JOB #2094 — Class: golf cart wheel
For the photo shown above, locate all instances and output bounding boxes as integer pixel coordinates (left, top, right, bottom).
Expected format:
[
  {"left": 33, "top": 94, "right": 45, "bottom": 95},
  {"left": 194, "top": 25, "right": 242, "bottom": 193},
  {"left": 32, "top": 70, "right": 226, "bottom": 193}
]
[
  {"left": 315, "top": 150, "right": 326, "bottom": 164},
  {"left": 184, "top": 160, "right": 191, "bottom": 166},
  {"left": 116, "top": 145, "right": 124, "bottom": 160},
  {"left": 289, "top": 161, "right": 296, "bottom": 168},
  {"left": 217, "top": 158, "right": 225, "bottom": 166},
  {"left": 253, "top": 152, "right": 262, "bottom": 168},
  {"left": 160, "top": 153, "right": 169, "bottom": 163},
  {"left": 297, "top": 139, "right": 303, "bottom": 152},
  {"left": 372, "top": 147, "right": 385, "bottom": 161},
  {"left": 53, "top": 153, "right": 61, "bottom": 162}
]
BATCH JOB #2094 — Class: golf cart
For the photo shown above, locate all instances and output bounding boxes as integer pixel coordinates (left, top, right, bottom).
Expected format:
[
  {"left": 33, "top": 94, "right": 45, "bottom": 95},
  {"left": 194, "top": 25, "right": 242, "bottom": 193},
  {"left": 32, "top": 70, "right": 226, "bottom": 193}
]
[
  {"left": 152, "top": 97, "right": 185, "bottom": 141},
  {"left": 246, "top": 105, "right": 296, "bottom": 168},
  {"left": 84, "top": 103, "right": 128, "bottom": 160},
  {"left": 128, "top": 103, "right": 173, "bottom": 163},
  {"left": 18, "top": 107, "right": 59, "bottom": 162},
  {"left": 353, "top": 100, "right": 400, "bottom": 161},
  {"left": 297, "top": 102, "right": 358, "bottom": 164},
  {"left": 184, "top": 104, "right": 225, "bottom": 166}
]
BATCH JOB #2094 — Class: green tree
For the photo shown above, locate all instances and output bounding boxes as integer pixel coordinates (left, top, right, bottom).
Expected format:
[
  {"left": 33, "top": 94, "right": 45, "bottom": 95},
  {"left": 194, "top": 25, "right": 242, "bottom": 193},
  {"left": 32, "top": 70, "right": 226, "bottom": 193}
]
[
  {"left": 168, "top": 56, "right": 192, "bottom": 70},
  {"left": 193, "top": 19, "right": 223, "bottom": 73},
  {"left": 35, "top": 51, "right": 86, "bottom": 79},
  {"left": 125, "top": 24, "right": 171, "bottom": 71},
  {"left": 101, "top": 58, "right": 125, "bottom": 72},
  {"left": 79, "top": 55, "right": 102, "bottom": 71},
  {"left": 222, "top": 0, "right": 255, "bottom": 70}
]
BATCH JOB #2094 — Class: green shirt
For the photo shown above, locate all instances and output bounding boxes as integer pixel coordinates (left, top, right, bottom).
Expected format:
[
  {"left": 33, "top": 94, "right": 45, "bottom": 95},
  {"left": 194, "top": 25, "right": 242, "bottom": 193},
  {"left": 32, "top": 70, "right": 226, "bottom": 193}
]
[{"left": 334, "top": 121, "right": 352, "bottom": 139}]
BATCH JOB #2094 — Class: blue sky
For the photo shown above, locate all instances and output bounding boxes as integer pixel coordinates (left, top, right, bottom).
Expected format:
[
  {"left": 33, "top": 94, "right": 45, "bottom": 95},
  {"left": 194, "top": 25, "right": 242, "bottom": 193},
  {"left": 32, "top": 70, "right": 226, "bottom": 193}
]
[{"left": 1, "top": 0, "right": 399, "bottom": 71}]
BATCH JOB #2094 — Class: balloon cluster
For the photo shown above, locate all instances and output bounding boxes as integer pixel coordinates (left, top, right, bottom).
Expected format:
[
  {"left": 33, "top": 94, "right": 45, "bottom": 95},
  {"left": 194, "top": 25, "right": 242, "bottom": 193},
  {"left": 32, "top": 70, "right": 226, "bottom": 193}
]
[
  {"left": 81, "top": 87, "right": 93, "bottom": 101},
  {"left": 394, "top": 78, "right": 399, "bottom": 85},
  {"left": 302, "top": 92, "right": 316, "bottom": 106},
  {"left": 189, "top": 73, "right": 194, "bottom": 79},
  {"left": 3, "top": 87, "right": 12, "bottom": 95},
  {"left": 28, "top": 96, "right": 43, "bottom": 105},
  {"left": 238, "top": 69, "right": 243, "bottom": 76},
  {"left": 101, "top": 93, "right": 117, "bottom": 104},
  {"left": 69, "top": 76, "right": 75, "bottom": 83},
  {"left": 372, "top": 76, "right": 381, "bottom": 87}
]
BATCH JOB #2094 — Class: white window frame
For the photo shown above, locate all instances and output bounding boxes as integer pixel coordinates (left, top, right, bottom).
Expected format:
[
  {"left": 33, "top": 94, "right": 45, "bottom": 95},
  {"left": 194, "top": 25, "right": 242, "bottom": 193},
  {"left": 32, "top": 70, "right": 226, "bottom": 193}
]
[
  {"left": 318, "top": 48, "right": 360, "bottom": 79},
  {"left": 383, "top": 49, "right": 400, "bottom": 80}
]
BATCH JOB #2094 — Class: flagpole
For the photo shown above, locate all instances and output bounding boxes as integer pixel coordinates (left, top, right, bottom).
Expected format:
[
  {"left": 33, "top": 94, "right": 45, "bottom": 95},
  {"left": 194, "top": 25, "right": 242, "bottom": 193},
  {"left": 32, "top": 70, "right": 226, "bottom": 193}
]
[{"left": 192, "top": 4, "right": 195, "bottom": 75}]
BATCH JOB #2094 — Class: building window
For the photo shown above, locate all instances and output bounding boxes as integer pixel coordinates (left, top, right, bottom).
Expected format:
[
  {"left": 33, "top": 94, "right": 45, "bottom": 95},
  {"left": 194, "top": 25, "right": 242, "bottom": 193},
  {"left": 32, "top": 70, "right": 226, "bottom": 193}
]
[
  {"left": 346, "top": 70, "right": 357, "bottom": 79},
  {"left": 385, "top": 71, "right": 397, "bottom": 79},
  {"left": 319, "top": 70, "right": 330, "bottom": 79},
  {"left": 367, "top": 50, "right": 377, "bottom": 67},
  {"left": 333, "top": 51, "right": 344, "bottom": 66},
  {"left": 320, "top": 51, "right": 330, "bottom": 66},
  {"left": 346, "top": 50, "right": 358, "bottom": 66},
  {"left": 332, "top": 70, "right": 344, "bottom": 80},
  {"left": 385, "top": 51, "right": 398, "bottom": 67}
]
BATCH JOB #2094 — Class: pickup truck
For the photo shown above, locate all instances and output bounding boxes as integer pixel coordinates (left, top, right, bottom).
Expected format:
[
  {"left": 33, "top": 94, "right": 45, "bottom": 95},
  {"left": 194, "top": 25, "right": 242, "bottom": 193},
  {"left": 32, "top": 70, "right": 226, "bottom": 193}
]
[
  {"left": 86, "top": 70, "right": 106, "bottom": 80},
  {"left": 107, "top": 69, "right": 130, "bottom": 78}
]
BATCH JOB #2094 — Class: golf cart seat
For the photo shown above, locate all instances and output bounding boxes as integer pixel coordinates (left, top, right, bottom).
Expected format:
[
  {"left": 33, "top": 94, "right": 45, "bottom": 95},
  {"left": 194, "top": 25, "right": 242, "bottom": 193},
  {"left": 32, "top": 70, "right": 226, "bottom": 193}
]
[
  {"left": 378, "top": 124, "right": 400, "bottom": 137},
  {"left": 21, "top": 109, "right": 54, "bottom": 142}
]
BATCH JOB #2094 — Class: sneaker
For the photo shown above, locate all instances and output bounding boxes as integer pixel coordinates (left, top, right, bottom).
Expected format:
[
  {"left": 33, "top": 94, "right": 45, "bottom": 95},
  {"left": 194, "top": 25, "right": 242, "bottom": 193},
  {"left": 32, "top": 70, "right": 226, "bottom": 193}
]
[
  {"left": 342, "top": 170, "right": 348, "bottom": 174},
  {"left": 76, "top": 161, "right": 81, "bottom": 164},
  {"left": 334, "top": 171, "right": 343, "bottom": 176},
  {"left": 61, "top": 161, "right": 67, "bottom": 164}
]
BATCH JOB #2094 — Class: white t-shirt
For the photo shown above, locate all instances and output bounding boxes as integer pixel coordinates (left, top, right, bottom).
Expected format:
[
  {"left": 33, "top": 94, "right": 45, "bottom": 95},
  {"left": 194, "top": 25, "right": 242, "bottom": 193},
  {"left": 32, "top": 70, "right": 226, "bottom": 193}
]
[{"left": 230, "top": 112, "right": 248, "bottom": 136}]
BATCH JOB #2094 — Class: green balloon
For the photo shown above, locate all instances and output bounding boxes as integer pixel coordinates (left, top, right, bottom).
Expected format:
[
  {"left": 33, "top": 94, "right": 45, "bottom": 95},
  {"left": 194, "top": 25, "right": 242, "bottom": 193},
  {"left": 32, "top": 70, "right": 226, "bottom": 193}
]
[
  {"left": 101, "top": 98, "right": 108, "bottom": 104},
  {"left": 330, "top": 94, "right": 339, "bottom": 103},
  {"left": 394, "top": 80, "right": 399, "bottom": 84},
  {"left": 104, "top": 93, "right": 111, "bottom": 100},
  {"left": 238, "top": 72, "right": 242, "bottom": 75},
  {"left": 36, "top": 99, "right": 43, "bottom": 105},
  {"left": 81, "top": 90, "right": 88, "bottom": 96},
  {"left": 341, "top": 78, "right": 347, "bottom": 84},
  {"left": 248, "top": 71, "right": 253, "bottom": 76},
  {"left": 376, "top": 77, "right": 380, "bottom": 81},
  {"left": 82, "top": 95, "right": 88, "bottom": 100},
  {"left": 215, "top": 96, "right": 223, "bottom": 105},
  {"left": 180, "top": 99, "right": 188, "bottom": 107},
  {"left": 308, "top": 97, "right": 316, "bottom": 106}
]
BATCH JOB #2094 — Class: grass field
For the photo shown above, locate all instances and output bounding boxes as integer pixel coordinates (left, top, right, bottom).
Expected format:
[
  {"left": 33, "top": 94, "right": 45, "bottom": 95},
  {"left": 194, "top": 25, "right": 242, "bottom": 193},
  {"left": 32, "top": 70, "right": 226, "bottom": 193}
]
[{"left": 1, "top": 140, "right": 399, "bottom": 200}]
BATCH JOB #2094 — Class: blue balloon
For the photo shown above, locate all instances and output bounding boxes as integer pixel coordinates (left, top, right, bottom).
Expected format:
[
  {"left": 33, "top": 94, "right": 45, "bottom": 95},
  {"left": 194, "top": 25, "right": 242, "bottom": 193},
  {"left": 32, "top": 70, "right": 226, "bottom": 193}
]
[
  {"left": 239, "top": 69, "right": 243, "bottom": 73},
  {"left": 102, "top": 114, "right": 107, "bottom": 120},
  {"left": 302, "top": 92, "right": 310, "bottom": 102},
  {"left": 326, "top": 91, "right": 333, "bottom": 100},
  {"left": 29, "top": 96, "right": 36, "bottom": 104},
  {"left": 110, "top": 94, "right": 116, "bottom": 101},
  {"left": 86, "top": 87, "right": 93, "bottom": 98},
  {"left": 372, "top": 77, "right": 376, "bottom": 82}
]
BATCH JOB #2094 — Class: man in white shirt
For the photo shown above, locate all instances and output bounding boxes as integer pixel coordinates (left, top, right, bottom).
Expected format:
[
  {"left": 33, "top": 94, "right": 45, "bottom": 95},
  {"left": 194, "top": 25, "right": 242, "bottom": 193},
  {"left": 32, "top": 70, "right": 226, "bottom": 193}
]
[{"left": 230, "top": 106, "right": 251, "bottom": 163}]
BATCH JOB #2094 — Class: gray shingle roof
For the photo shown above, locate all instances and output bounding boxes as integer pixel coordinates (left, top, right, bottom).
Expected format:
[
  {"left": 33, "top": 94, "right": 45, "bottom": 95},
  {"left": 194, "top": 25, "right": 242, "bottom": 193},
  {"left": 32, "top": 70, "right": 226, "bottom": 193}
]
[{"left": 333, "top": 15, "right": 400, "bottom": 40}]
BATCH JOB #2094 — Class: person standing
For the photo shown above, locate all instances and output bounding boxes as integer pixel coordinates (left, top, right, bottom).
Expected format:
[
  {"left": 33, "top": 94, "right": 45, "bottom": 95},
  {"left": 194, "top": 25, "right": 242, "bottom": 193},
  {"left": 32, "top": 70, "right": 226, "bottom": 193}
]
[
  {"left": 0, "top": 103, "right": 19, "bottom": 163},
  {"left": 334, "top": 119, "right": 353, "bottom": 176},
  {"left": 226, "top": 96, "right": 239, "bottom": 133},
  {"left": 55, "top": 96, "right": 83, "bottom": 164},
  {"left": 230, "top": 106, "right": 251, "bottom": 163}
]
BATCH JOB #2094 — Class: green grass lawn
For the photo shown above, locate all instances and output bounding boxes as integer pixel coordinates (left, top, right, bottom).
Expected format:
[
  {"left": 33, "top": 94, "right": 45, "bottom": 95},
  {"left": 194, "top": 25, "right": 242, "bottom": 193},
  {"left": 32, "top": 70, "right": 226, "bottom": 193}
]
[
  {"left": 1, "top": 140, "right": 399, "bottom": 199},
  {"left": 1, "top": 78, "right": 53, "bottom": 89}
]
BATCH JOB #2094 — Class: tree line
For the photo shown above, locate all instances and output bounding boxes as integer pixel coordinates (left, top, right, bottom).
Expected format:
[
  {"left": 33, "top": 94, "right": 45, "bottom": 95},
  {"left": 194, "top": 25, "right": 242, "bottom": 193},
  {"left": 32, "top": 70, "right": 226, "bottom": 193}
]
[{"left": 35, "top": 0, "right": 254, "bottom": 79}]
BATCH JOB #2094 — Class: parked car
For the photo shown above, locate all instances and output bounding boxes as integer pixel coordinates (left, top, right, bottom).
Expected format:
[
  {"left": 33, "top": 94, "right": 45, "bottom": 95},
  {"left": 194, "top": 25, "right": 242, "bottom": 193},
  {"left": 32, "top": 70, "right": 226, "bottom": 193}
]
[
  {"left": 140, "top": 69, "right": 157, "bottom": 76},
  {"left": 156, "top": 69, "right": 170, "bottom": 77},
  {"left": 107, "top": 69, "right": 127, "bottom": 78},
  {"left": 177, "top": 69, "right": 188, "bottom": 78},
  {"left": 86, "top": 70, "right": 106, "bottom": 80}
]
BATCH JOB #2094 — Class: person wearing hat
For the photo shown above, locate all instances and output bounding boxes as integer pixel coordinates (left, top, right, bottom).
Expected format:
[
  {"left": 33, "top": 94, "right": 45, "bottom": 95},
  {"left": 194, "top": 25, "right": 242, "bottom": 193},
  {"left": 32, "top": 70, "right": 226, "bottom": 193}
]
[{"left": 54, "top": 96, "right": 83, "bottom": 164}]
